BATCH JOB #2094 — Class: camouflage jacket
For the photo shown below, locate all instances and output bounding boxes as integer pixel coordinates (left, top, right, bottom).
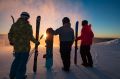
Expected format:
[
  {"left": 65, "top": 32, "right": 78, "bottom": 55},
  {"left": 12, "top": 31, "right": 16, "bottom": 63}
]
[{"left": 8, "top": 18, "right": 37, "bottom": 52}]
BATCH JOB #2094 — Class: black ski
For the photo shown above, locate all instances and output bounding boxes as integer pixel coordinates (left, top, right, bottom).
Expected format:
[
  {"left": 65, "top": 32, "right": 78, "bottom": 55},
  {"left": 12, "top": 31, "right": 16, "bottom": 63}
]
[
  {"left": 74, "top": 21, "right": 79, "bottom": 65},
  {"left": 33, "top": 16, "right": 41, "bottom": 74}
]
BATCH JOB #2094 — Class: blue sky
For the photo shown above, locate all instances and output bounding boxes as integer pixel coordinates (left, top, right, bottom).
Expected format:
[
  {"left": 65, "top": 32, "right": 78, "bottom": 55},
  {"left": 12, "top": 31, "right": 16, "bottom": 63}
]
[
  {"left": 80, "top": 0, "right": 120, "bottom": 38},
  {"left": 0, "top": 0, "right": 120, "bottom": 38}
]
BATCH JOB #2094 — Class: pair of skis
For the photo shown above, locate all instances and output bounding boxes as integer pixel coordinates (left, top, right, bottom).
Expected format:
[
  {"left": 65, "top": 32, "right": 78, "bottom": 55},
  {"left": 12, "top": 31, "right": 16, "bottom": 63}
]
[
  {"left": 74, "top": 21, "right": 79, "bottom": 65},
  {"left": 33, "top": 16, "right": 41, "bottom": 79}
]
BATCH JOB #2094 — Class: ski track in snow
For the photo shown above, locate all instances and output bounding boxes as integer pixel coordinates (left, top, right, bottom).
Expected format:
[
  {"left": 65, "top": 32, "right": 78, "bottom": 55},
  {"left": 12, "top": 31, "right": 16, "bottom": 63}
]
[{"left": 0, "top": 40, "right": 120, "bottom": 79}]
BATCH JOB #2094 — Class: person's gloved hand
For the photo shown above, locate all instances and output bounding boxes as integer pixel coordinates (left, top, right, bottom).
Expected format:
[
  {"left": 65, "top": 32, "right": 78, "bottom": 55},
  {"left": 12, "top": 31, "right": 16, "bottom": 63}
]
[
  {"left": 10, "top": 42, "right": 14, "bottom": 46},
  {"left": 36, "top": 41, "right": 40, "bottom": 45}
]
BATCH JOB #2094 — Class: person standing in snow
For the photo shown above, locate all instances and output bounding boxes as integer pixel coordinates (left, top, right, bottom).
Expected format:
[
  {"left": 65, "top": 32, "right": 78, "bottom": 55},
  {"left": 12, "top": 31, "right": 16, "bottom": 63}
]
[
  {"left": 76, "top": 20, "right": 94, "bottom": 67},
  {"left": 54, "top": 17, "right": 74, "bottom": 72},
  {"left": 43, "top": 28, "right": 54, "bottom": 71},
  {"left": 8, "top": 12, "right": 40, "bottom": 79}
]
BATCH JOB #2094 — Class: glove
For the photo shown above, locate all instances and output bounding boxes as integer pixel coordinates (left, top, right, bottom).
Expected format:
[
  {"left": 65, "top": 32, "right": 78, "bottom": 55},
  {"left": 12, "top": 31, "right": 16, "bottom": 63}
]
[
  {"left": 10, "top": 42, "right": 14, "bottom": 46},
  {"left": 43, "top": 54, "right": 46, "bottom": 58},
  {"left": 36, "top": 41, "right": 40, "bottom": 45}
]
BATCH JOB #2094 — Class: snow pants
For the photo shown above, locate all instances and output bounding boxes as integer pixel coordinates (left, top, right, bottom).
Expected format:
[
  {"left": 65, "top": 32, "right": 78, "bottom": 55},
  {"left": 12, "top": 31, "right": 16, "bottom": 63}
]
[
  {"left": 60, "top": 41, "right": 72, "bottom": 70},
  {"left": 9, "top": 52, "right": 29, "bottom": 79},
  {"left": 80, "top": 45, "right": 93, "bottom": 65}
]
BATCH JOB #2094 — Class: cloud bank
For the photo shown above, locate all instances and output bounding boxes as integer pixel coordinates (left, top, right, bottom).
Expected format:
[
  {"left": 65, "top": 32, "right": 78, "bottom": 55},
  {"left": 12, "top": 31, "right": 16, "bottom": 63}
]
[{"left": 0, "top": 0, "right": 84, "bottom": 34}]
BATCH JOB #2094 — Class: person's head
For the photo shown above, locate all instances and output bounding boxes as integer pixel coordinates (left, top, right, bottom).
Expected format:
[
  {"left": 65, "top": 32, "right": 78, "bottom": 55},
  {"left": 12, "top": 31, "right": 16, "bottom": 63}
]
[
  {"left": 46, "top": 28, "right": 54, "bottom": 39},
  {"left": 62, "top": 17, "right": 70, "bottom": 25},
  {"left": 20, "top": 12, "right": 30, "bottom": 20},
  {"left": 82, "top": 20, "right": 88, "bottom": 26},
  {"left": 46, "top": 28, "right": 53, "bottom": 35}
]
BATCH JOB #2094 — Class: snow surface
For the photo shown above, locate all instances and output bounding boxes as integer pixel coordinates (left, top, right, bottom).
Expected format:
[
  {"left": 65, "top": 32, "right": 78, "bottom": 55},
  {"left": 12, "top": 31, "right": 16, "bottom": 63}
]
[{"left": 0, "top": 39, "right": 120, "bottom": 79}]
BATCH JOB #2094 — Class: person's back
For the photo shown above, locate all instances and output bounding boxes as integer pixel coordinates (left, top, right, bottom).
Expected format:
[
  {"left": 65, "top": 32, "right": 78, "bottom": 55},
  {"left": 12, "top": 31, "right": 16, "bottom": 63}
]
[
  {"left": 8, "top": 18, "right": 37, "bottom": 53},
  {"left": 54, "top": 18, "right": 74, "bottom": 42},
  {"left": 55, "top": 23, "right": 74, "bottom": 42},
  {"left": 54, "top": 17, "right": 74, "bottom": 72},
  {"left": 80, "top": 24, "right": 94, "bottom": 45}
]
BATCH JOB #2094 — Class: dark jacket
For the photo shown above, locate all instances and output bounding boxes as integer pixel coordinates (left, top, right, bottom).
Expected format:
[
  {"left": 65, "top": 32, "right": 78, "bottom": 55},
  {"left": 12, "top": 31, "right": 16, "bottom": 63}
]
[{"left": 54, "top": 23, "right": 74, "bottom": 43}]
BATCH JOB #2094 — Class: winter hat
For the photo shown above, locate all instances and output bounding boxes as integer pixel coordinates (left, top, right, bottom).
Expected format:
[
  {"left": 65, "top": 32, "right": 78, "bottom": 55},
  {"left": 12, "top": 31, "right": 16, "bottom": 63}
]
[
  {"left": 20, "top": 12, "right": 30, "bottom": 19},
  {"left": 62, "top": 17, "right": 70, "bottom": 24},
  {"left": 82, "top": 20, "right": 88, "bottom": 26}
]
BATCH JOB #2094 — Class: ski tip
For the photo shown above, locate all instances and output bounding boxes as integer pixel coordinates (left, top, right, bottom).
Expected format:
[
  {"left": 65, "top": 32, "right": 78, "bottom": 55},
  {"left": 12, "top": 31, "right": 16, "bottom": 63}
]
[
  {"left": 76, "top": 21, "right": 79, "bottom": 24},
  {"left": 37, "top": 16, "right": 41, "bottom": 19}
]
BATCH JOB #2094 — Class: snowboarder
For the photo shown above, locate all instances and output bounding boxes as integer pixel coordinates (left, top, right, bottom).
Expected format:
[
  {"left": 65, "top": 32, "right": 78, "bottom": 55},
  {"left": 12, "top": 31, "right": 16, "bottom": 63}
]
[
  {"left": 76, "top": 20, "right": 94, "bottom": 67},
  {"left": 43, "top": 28, "right": 54, "bottom": 71},
  {"left": 54, "top": 17, "right": 74, "bottom": 72},
  {"left": 8, "top": 12, "right": 40, "bottom": 79}
]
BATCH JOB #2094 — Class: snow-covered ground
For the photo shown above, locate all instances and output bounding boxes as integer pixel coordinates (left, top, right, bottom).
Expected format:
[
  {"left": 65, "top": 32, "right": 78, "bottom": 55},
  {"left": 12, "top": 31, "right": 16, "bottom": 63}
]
[{"left": 0, "top": 39, "right": 120, "bottom": 79}]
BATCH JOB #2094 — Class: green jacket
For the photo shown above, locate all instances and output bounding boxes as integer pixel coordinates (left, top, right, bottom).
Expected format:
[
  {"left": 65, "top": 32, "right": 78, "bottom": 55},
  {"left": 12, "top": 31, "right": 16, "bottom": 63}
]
[{"left": 8, "top": 18, "right": 37, "bottom": 52}]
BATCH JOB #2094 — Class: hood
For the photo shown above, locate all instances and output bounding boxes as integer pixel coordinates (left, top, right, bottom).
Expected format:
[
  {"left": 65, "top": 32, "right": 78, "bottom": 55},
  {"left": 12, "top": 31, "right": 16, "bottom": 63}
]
[{"left": 83, "top": 24, "right": 92, "bottom": 31}]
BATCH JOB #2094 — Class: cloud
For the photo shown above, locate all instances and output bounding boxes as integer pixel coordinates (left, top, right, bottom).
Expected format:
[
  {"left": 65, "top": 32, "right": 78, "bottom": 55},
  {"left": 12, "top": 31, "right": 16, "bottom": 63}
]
[{"left": 0, "top": 0, "right": 84, "bottom": 34}]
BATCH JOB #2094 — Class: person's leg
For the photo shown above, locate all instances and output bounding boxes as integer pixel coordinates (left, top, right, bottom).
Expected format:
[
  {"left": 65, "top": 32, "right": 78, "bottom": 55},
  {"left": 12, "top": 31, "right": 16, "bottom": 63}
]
[
  {"left": 86, "top": 46, "right": 93, "bottom": 67},
  {"left": 80, "top": 45, "right": 88, "bottom": 65},
  {"left": 65, "top": 42, "right": 72, "bottom": 71},
  {"left": 60, "top": 42, "right": 66, "bottom": 69},
  {"left": 9, "top": 53, "right": 21, "bottom": 79},
  {"left": 65, "top": 51, "right": 70, "bottom": 71},
  {"left": 16, "top": 52, "right": 29, "bottom": 79}
]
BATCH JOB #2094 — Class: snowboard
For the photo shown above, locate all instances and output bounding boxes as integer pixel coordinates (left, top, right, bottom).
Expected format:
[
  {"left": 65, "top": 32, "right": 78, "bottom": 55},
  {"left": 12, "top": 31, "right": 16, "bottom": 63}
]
[
  {"left": 74, "top": 21, "right": 79, "bottom": 65},
  {"left": 45, "top": 48, "right": 53, "bottom": 70},
  {"left": 33, "top": 16, "right": 41, "bottom": 73}
]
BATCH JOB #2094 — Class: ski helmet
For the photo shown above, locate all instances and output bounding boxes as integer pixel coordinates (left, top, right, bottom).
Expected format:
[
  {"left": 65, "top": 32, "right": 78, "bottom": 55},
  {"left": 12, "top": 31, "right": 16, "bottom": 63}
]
[
  {"left": 20, "top": 12, "right": 30, "bottom": 19},
  {"left": 62, "top": 17, "right": 70, "bottom": 24}
]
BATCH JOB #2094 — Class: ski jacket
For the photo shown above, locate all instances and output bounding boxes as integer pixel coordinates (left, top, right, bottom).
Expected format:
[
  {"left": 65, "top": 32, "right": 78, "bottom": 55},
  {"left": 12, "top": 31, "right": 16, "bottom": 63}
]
[
  {"left": 8, "top": 18, "right": 38, "bottom": 52},
  {"left": 77, "top": 24, "right": 94, "bottom": 45},
  {"left": 54, "top": 23, "right": 74, "bottom": 43}
]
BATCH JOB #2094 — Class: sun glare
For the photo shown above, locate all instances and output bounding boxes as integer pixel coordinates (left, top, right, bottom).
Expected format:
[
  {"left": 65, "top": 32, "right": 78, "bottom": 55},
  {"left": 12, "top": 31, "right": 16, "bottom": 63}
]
[{"left": 43, "top": 33, "right": 47, "bottom": 39}]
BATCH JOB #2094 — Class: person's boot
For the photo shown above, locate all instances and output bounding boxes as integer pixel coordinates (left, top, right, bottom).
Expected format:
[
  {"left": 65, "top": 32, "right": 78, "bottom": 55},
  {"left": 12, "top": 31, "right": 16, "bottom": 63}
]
[
  {"left": 62, "top": 67, "right": 69, "bottom": 72},
  {"left": 88, "top": 64, "right": 93, "bottom": 67},
  {"left": 23, "top": 75, "right": 27, "bottom": 79},
  {"left": 10, "top": 76, "right": 15, "bottom": 79},
  {"left": 81, "top": 63, "right": 89, "bottom": 67}
]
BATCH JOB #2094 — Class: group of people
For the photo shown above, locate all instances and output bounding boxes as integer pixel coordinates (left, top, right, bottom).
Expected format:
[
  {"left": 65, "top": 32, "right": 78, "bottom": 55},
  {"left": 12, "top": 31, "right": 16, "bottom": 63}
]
[{"left": 8, "top": 12, "right": 94, "bottom": 79}]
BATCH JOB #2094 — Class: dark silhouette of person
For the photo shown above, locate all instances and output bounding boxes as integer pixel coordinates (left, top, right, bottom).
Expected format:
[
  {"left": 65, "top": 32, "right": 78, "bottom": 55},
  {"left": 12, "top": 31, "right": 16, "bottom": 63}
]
[
  {"left": 43, "top": 28, "right": 54, "bottom": 71},
  {"left": 54, "top": 17, "right": 74, "bottom": 72},
  {"left": 8, "top": 12, "right": 40, "bottom": 79},
  {"left": 76, "top": 20, "right": 94, "bottom": 67}
]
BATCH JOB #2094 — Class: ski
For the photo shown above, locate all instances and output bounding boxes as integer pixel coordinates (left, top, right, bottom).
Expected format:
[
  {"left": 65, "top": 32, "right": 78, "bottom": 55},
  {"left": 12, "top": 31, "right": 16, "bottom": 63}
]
[
  {"left": 74, "top": 21, "right": 79, "bottom": 65},
  {"left": 33, "top": 16, "right": 41, "bottom": 75}
]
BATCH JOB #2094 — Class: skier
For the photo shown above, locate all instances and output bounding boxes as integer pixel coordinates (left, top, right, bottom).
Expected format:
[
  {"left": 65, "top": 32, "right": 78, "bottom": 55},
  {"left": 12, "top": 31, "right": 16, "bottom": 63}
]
[
  {"left": 43, "top": 28, "right": 54, "bottom": 71},
  {"left": 54, "top": 17, "right": 74, "bottom": 72},
  {"left": 8, "top": 12, "right": 40, "bottom": 79},
  {"left": 76, "top": 20, "right": 94, "bottom": 67}
]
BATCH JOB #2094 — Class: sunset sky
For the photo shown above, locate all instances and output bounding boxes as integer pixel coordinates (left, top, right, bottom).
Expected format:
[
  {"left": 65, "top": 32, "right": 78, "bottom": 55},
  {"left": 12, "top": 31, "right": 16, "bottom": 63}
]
[{"left": 0, "top": 0, "right": 120, "bottom": 39}]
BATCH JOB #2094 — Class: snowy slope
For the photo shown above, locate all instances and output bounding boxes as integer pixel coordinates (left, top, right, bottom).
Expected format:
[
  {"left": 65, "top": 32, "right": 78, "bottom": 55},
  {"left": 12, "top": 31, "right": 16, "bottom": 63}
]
[
  {"left": 97, "top": 39, "right": 120, "bottom": 45},
  {"left": 0, "top": 39, "right": 120, "bottom": 79}
]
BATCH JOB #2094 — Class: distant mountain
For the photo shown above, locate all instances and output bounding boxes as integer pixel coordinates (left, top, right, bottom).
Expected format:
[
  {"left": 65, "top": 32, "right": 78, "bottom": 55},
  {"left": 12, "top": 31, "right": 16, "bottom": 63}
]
[
  {"left": 96, "top": 38, "right": 120, "bottom": 46},
  {"left": 93, "top": 38, "right": 115, "bottom": 43},
  {"left": 104, "top": 39, "right": 120, "bottom": 45}
]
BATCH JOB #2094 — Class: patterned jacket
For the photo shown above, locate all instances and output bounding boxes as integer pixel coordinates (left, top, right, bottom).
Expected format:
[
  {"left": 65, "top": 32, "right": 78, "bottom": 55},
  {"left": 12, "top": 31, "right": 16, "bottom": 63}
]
[{"left": 8, "top": 18, "right": 38, "bottom": 52}]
